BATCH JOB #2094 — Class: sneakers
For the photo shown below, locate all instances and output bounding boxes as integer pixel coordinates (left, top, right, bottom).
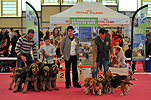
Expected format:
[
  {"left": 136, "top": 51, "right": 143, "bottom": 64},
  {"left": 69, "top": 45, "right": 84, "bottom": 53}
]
[{"left": 73, "top": 83, "right": 82, "bottom": 88}]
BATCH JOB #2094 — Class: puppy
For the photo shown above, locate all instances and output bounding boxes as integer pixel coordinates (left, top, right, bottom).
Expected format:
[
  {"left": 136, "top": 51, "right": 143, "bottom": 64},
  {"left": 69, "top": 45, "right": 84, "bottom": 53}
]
[
  {"left": 47, "top": 65, "right": 59, "bottom": 91},
  {"left": 109, "top": 74, "right": 134, "bottom": 96},
  {"left": 22, "top": 63, "right": 39, "bottom": 93},
  {"left": 84, "top": 77, "right": 92, "bottom": 94}
]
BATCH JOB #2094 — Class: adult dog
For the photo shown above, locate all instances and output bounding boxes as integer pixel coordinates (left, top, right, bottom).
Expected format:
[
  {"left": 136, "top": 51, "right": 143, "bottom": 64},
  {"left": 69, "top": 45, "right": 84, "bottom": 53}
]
[
  {"left": 89, "top": 78, "right": 107, "bottom": 95},
  {"left": 47, "top": 65, "right": 59, "bottom": 91},
  {"left": 84, "top": 77, "right": 91, "bottom": 94},
  {"left": 38, "top": 66, "right": 50, "bottom": 91},
  {"left": 22, "top": 63, "right": 39, "bottom": 93},
  {"left": 9, "top": 68, "right": 26, "bottom": 90},
  {"left": 109, "top": 74, "right": 134, "bottom": 96}
]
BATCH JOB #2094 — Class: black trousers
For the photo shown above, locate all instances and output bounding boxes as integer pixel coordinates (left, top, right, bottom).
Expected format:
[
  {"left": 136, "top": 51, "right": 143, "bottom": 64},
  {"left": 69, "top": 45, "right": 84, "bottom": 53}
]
[{"left": 65, "top": 55, "right": 78, "bottom": 85}]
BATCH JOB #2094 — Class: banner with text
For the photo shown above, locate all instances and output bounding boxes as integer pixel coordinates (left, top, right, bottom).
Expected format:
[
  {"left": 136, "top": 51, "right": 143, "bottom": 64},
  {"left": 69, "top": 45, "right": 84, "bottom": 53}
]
[
  {"left": 26, "top": 1, "right": 39, "bottom": 47},
  {"left": 70, "top": 18, "right": 98, "bottom": 27},
  {"left": 132, "top": 7, "right": 148, "bottom": 61}
]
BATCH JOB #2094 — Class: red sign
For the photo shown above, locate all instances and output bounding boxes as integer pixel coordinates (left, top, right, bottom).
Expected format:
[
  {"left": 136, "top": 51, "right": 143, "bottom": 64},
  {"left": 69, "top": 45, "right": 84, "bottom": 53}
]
[
  {"left": 76, "top": 10, "right": 103, "bottom": 14},
  {"left": 98, "top": 19, "right": 114, "bottom": 23}
]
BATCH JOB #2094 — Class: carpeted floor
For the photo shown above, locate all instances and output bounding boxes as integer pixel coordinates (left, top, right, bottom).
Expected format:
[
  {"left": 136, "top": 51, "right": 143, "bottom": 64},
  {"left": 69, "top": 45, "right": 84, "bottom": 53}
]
[
  {"left": 0, "top": 73, "right": 151, "bottom": 100},
  {"left": 0, "top": 63, "right": 151, "bottom": 100}
]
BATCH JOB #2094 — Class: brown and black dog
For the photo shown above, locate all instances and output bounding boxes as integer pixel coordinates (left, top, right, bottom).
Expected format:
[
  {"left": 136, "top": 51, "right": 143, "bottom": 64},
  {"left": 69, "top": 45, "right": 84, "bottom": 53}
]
[
  {"left": 22, "top": 63, "right": 39, "bottom": 93},
  {"left": 104, "top": 71, "right": 114, "bottom": 93},
  {"left": 47, "top": 65, "right": 59, "bottom": 91},
  {"left": 39, "top": 66, "right": 50, "bottom": 91},
  {"left": 89, "top": 78, "right": 107, "bottom": 95},
  {"left": 109, "top": 73, "right": 134, "bottom": 96},
  {"left": 9, "top": 68, "right": 26, "bottom": 90},
  {"left": 84, "top": 77, "right": 92, "bottom": 94}
]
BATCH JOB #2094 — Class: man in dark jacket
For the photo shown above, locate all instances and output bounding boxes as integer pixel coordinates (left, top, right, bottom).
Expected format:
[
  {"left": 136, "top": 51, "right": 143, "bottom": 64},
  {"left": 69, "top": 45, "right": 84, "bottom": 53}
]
[{"left": 92, "top": 29, "right": 113, "bottom": 78}]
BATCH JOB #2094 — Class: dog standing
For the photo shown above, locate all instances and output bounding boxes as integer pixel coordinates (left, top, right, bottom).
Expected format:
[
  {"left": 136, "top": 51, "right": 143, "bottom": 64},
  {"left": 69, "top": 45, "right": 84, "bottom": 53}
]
[
  {"left": 39, "top": 66, "right": 50, "bottom": 91},
  {"left": 9, "top": 68, "right": 26, "bottom": 90},
  {"left": 47, "top": 65, "right": 59, "bottom": 91},
  {"left": 84, "top": 77, "right": 91, "bottom": 94},
  {"left": 109, "top": 74, "right": 134, "bottom": 96},
  {"left": 22, "top": 63, "right": 39, "bottom": 93}
]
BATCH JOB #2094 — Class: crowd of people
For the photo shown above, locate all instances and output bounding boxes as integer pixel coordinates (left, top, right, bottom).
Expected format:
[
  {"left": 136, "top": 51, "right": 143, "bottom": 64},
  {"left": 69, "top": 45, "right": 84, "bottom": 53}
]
[{"left": 0, "top": 26, "right": 151, "bottom": 89}]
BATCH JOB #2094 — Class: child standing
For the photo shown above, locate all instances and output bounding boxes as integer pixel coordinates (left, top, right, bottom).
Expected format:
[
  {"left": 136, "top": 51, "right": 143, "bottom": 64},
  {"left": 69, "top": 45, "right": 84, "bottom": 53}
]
[{"left": 39, "top": 36, "right": 56, "bottom": 67}]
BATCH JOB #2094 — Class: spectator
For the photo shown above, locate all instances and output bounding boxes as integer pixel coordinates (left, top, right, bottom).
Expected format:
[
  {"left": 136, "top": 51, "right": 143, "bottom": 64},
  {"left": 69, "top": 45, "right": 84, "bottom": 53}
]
[
  {"left": 116, "top": 31, "right": 123, "bottom": 47},
  {"left": 0, "top": 40, "right": 8, "bottom": 57},
  {"left": 0, "top": 28, "right": 10, "bottom": 48},
  {"left": 10, "top": 30, "right": 21, "bottom": 57},
  {"left": 9, "top": 27, "right": 14, "bottom": 41},
  {"left": 111, "top": 34, "right": 122, "bottom": 47},
  {"left": 112, "top": 31, "right": 116, "bottom": 37},
  {"left": 39, "top": 31, "right": 44, "bottom": 41},
  {"left": 105, "top": 30, "right": 111, "bottom": 38},
  {"left": 61, "top": 26, "right": 82, "bottom": 88},
  {"left": 50, "top": 28, "right": 62, "bottom": 68},
  {"left": 92, "top": 28, "right": 113, "bottom": 78}
]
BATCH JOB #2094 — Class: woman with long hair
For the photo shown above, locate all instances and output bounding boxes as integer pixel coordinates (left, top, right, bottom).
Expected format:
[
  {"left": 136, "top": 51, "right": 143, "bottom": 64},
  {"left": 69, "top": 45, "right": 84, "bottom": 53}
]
[{"left": 50, "top": 28, "right": 62, "bottom": 67}]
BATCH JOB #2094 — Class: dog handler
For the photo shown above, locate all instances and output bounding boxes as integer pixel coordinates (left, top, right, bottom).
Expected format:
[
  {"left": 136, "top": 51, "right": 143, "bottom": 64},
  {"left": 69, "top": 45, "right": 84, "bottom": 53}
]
[
  {"left": 92, "top": 29, "right": 113, "bottom": 78},
  {"left": 61, "top": 26, "right": 82, "bottom": 88},
  {"left": 15, "top": 29, "right": 39, "bottom": 91}
]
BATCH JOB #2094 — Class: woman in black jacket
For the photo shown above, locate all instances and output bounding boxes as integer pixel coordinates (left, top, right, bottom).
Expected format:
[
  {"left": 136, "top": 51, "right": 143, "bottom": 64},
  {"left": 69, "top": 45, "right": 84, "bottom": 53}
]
[{"left": 10, "top": 30, "right": 21, "bottom": 57}]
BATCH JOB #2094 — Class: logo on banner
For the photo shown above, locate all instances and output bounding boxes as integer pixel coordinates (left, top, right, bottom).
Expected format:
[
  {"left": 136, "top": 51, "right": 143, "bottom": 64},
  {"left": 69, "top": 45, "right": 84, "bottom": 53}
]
[
  {"left": 98, "top": 19, "right": 114, "bottom": 23},
  {"left": 140, "top": 13, "right": 147, "bottom": 24},
  {"left": 26, "top": 10, "right": 33, "bottom": 21},
  {"left": 76, "top": 10, "right": 103, "bottom": 14}
]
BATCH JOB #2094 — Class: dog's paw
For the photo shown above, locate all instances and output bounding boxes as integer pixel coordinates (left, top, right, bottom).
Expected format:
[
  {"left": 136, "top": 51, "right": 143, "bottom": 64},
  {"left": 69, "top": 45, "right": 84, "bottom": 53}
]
[
  {"left": 85, "top": 92, "right": 88, "bottom": 95},
  {"left": 97, "top": 92, "right": 102, "bottom": 95},
  {"left": 13, "top": 90, "right": 17, "bottom": 93},
  {"left": 22, "top": 92, "right": 26, "bottom": 94},
  {"left": 8, "top": 88, "right": 12, "bottom": 90},
  {"left": 120, "top": 93, "right": 124, "bottom": 96}
]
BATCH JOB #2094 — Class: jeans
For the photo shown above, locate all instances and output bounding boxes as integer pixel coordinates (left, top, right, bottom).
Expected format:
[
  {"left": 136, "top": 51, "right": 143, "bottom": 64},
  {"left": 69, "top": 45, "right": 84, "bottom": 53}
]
[{"left": 92, "top": 60, "right": 109, "bottom": 78}]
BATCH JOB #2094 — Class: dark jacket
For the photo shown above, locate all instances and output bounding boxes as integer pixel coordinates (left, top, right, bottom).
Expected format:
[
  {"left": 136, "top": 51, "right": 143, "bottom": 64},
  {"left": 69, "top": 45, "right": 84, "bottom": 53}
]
[
  {"left": 11, "top": 35, "right": 20, "bottom": 56},
  {"left": 117, "top": 35, "right": 123, "bottom": 47},
  {"left": 92, "top": 35, "right": 113, "bottom": 62}
]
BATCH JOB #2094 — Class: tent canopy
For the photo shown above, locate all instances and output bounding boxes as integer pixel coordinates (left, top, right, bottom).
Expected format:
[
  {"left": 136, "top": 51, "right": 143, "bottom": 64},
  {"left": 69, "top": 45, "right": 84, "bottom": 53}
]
[{"left": 50, "top": 2, "right": 130, "bottom": 27}]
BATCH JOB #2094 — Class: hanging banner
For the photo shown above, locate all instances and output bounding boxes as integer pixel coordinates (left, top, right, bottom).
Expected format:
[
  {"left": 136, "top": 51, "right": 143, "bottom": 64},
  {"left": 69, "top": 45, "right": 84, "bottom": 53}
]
[
  {"left": 132, "top": 5, "right": 148, "bottom": 61},
  {"left": 26, "top": 1, "right": 39, "bottom": 47},
  {"left": 70, "top": 18, "right": 98, "bottom": 27}
]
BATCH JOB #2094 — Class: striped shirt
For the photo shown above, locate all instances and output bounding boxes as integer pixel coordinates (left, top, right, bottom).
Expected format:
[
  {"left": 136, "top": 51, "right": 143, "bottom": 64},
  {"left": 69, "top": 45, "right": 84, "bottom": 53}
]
[{"left": 15, "top": 35, "right": 38, "bottom": 61}]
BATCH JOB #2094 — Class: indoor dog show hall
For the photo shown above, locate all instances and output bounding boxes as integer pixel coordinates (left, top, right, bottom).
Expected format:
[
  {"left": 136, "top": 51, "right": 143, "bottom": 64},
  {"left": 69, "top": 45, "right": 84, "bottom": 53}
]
[{"left": 0, "top": 0, "right": 151, "bottom": 100}]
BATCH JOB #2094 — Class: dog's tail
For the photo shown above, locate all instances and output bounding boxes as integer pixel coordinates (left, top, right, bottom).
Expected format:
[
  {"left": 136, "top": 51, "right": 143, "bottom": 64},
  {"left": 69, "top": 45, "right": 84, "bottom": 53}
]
[{"left": 121, "top": 80, "right": 135, "bottom": 85}]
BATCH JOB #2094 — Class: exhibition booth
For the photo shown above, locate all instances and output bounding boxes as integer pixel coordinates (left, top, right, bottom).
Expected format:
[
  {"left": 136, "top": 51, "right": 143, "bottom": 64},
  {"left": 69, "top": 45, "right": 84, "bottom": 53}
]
[{"left": 49, "top": 2, "right": 130, "bottom": 82}]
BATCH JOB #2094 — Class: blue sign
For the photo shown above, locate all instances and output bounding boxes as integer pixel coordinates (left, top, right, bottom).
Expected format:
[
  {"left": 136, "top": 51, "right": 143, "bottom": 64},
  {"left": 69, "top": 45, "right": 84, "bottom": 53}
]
[
  {"left": 26, "top": 10, "right": 33, "bottom": 21},
  {"left": 79, "top": 27, "right": 92, "bottom": 39}
]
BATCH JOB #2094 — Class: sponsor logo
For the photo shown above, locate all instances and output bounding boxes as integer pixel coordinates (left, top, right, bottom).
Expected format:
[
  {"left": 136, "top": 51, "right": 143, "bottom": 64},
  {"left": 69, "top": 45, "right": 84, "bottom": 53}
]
[
  {"left": 98, "top": 18, "right": 114, "bottom": 23},
  {"left": 76, "top": 10, "right": 103, "bottom": 14}
]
